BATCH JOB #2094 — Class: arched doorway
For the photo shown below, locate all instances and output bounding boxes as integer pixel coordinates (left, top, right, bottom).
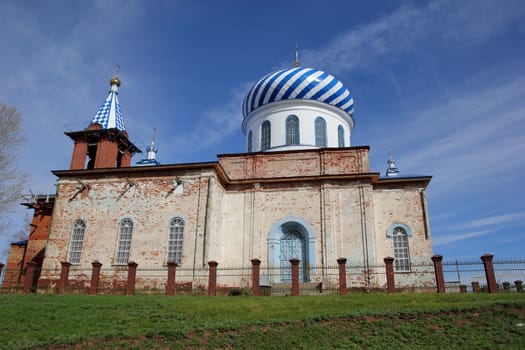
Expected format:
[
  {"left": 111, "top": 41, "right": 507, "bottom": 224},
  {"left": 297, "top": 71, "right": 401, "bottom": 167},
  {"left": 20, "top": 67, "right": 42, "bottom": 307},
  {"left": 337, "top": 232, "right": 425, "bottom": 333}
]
[
  {"left": 268, "top": 215, "right": 316, "bottom": 283},
  {"left": 280, "top": 229, "right": 307, "bottom": 282}
]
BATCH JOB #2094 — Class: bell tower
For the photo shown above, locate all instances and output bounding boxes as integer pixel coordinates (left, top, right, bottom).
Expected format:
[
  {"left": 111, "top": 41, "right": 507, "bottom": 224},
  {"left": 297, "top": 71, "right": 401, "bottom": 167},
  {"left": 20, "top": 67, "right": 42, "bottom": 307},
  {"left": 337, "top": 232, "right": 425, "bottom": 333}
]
[{"left": 66, "top": 70, "right": 141, "bottom": 170}]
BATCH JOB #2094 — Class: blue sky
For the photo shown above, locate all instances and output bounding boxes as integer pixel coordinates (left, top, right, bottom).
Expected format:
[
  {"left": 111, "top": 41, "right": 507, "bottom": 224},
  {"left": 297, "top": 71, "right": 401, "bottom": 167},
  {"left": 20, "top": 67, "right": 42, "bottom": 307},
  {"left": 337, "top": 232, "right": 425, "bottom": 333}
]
[{"left": 0, "top": 0, "right": 524, "bottom": 261}]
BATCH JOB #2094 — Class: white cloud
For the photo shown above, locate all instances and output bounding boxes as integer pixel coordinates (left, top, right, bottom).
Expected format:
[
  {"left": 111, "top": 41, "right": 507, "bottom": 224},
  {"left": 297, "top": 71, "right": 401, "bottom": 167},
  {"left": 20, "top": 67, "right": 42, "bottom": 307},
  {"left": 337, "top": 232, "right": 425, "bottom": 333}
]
[
  {"left": 167, "top": 82, "right": 250, "bottom": 156},
  {"left": 301, "top": 0, "right": 525, "bottom": 73},
  {"left": 457, "top": 213, "right": 525, "bottom": 230},
  {"left": 433, "top": 229, "right": 493, "bottom": 246}
]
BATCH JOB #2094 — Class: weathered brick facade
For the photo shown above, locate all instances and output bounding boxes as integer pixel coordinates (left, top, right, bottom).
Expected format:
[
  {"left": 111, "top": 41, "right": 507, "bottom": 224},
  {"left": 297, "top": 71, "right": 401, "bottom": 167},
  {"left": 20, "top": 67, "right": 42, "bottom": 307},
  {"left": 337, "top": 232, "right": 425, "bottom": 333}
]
[{"left": 31, "top": 147, "right": 433, "bottom": 291}]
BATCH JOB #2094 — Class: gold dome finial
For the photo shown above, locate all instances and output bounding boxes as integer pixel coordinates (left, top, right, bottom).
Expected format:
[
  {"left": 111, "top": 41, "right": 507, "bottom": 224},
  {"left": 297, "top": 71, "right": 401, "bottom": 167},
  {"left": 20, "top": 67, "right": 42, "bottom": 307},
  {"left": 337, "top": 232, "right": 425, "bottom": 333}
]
[
  {"left": 109, "top": 64, "right": 121, "bottom": 87},
  {"left": 294, "top": 43, "right": 300, "bottom": 67}
]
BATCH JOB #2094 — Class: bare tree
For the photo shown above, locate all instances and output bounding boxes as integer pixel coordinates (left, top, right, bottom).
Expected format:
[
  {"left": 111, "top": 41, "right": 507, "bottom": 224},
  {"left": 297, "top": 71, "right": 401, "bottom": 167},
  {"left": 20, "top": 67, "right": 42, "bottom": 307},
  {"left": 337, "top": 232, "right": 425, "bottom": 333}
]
[{"left": 0, "top": 102, "right": 28, "bottom": 236}]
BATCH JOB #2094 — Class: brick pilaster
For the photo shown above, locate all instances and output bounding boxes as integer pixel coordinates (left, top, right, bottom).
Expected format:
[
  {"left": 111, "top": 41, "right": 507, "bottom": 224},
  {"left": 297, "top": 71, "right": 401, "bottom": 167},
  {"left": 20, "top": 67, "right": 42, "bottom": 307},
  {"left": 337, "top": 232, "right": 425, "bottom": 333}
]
[
  {"left": 58, "top": 261, "right": 72, "bottom": 294},
  {"left": 90, "top": 261, "right": 102, "bottom": 295},
  {"left": 384, "top": 257, "right": 395, "bottom": 293},
  {"left": 251, "top": 259, "right": 261, "bottom": 296},
  {"left": 166, "top": 262, "right": 178, "bottom": 296},
  {"left": 208, "top": 261, "right": 218, "bottom": 296},
  {"left": 480, "top": 254, "right": 498, "bottom": 293},
  {"left": 290, "top": 259, "right": 300, "bottom": 296},
  {"left": 337, "top": 258, "right": 347, "bottom": 296},
  {"left": 126, "top": 261, "right": 138, "bottom": 296},
  {"left": 431, "top": 255, "right": 446, "bottom": 293},
  {"left": 471, "top": 281, "right": 480, "bottom": 292}
]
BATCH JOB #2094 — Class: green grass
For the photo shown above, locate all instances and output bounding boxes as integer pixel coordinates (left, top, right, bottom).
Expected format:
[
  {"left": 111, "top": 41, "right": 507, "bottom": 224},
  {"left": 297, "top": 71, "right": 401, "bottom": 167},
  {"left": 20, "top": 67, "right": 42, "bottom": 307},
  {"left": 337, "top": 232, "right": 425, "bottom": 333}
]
[{"left": 1, "top": 293, "right": 524, "bottom": 349}]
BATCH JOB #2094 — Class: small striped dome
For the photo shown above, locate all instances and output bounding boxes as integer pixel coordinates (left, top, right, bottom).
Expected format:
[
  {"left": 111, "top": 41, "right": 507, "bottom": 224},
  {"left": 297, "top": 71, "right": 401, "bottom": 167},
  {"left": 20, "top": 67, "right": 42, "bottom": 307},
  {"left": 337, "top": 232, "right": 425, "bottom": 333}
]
[{"left": 243, "top": 67, "right": 354, "bottom": 118}]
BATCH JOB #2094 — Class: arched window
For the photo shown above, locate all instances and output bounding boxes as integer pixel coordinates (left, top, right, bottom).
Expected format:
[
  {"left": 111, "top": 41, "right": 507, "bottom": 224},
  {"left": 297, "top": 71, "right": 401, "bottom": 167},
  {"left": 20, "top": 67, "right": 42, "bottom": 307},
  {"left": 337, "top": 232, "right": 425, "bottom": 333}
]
[
  {"left": 168, "top": 217, "right": 184, "bottom": 264},
  {"left": 315, "top": 117, "right": 327, "bottom": 147},
  {"left": 247, "top": 130, "right": 253, "bottom": 152},
  {"left": 261, "top": 121, "right": 271, "bottom": 151},
  {"left": 392, "top": 227, "right": 410, "bottom": 272},
  {"left": 68, "top": 220, "right": 86, "bottom": 264},
  {"left": 338, "top": 125, "right": 345, "bottom": 147},
  {"left": 286, "top": 115, "right": 300, "bottom": 145},
  {"left": 115, "top": 218, "right": 133, "bottom": 264}
]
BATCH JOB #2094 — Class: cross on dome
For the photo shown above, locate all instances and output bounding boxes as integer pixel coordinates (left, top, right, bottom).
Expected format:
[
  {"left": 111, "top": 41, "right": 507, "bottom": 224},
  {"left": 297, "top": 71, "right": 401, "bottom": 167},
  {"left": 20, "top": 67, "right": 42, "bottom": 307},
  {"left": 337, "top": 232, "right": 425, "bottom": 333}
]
[{"left": 90, "top": 66, "right": 125, "bottom": 130}]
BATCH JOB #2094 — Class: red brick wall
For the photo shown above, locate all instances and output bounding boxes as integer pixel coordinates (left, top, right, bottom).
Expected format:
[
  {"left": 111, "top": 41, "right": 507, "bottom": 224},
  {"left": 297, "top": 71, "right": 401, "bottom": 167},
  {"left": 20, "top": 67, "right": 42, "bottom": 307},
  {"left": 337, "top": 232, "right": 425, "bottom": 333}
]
[
  {"left": 3, "top": 244, "right": 26, "bottom": 290},
  {"left": 70, "top": 141, "right": 87, "bottom": 170},
  {"left": 218, "top": 147, "right": 370, "bottom": 180},
  {"left": 94, "top": 138, "right": 119, "bottom": 169}
]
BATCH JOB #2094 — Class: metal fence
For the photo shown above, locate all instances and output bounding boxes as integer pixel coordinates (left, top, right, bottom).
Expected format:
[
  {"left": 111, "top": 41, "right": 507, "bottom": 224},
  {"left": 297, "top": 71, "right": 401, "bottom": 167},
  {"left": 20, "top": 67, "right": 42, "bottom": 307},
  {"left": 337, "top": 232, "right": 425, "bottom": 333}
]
[
  {"left": 1, "top": 257, "right": 524, "bottom": 295},
  {"left": 443, "top": 258, "right": 525, "bottom": 293}
]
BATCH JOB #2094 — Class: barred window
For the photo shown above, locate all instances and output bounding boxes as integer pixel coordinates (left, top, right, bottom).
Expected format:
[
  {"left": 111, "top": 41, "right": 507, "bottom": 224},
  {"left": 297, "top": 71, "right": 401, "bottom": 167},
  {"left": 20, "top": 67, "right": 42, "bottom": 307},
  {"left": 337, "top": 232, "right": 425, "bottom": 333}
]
[
  {"left": 115, "top": 218, "right": 133, "bottom": 264},
  {"left": 68, "top": 220, "right": 86, "bottom": 264},
  {"left": 393, "top": 227, "right": 410, "bottom": 272},
  {"left": 315, "top": 117, "right": 327, "bottom": 147},
  {"left": 168, "top": 217, "right": 184, "bottom": 264},
  {"left": 247, "top": 130, "right": 253, "bottom": 152},
  {"left": 286, "top": 115, "right": 300, "bottom": 145},
  {"left": 338, "top": 125, "right": 345, "bottom": 147},
  {"left": 261, "top": 121, "right": 271, "bottom": 150}
]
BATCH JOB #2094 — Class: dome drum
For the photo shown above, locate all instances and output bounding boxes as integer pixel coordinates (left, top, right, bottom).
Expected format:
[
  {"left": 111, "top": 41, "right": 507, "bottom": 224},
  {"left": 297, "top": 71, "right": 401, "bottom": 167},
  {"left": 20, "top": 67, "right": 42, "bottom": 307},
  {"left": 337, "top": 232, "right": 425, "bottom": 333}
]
[{"left": 243, "top": 99, "right": 353, "bottom": 152}]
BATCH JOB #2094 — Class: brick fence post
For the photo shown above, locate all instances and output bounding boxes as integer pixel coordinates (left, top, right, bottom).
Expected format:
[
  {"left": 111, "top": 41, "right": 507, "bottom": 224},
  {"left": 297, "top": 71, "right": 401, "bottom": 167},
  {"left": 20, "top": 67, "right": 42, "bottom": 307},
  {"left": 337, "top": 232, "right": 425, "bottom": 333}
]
[
  {"left": 515, "top": 280, "right": 523, "bottom": 293},
  {"left": 23, "top": 261, "right": 38, "bottom": 294},
  {"left": 166, "top": 262, "right": 178, "bottom": 296},
  {"left": 480, "top": 254, "right": 498, "bottom": 293},
  {"left": 431, "top": 255, "right": 446, "bottom": 293},
  {"left": 208, "top": 261, "right": 218, "bottom": 296},
  {"left": 471, "top": 281, "right": 480, "bottom": 292},
  {"left": 58, "top": 261, "right": 72, "bottom": 294},
  {"left": 337, "top": 258, "right": 347, "bottom": 296},
  {"left": 90, "top": 261, "right": 102, "bottom": 295},
  {"left": 251, "top": 259, "right": 261, "bottom": 296},
  {"left": 126, "top": 261, "right": 138, "bottom": 296},
  {"left": 290, "top": 258, "right": 300, "bottom": 296},
  {"left": 384, "top": 257, "right": 395, "bottom": 293},
  {"left": 502, "top": 282, "right": 510, "bottom": 292}
]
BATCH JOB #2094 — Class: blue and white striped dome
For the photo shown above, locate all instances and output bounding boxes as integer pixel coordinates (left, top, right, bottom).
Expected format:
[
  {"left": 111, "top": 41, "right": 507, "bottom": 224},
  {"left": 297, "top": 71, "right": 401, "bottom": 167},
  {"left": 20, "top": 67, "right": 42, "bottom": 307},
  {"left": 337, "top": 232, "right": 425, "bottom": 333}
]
[{"left": 242, "top": 67, "right": 354, "bottom": 118}]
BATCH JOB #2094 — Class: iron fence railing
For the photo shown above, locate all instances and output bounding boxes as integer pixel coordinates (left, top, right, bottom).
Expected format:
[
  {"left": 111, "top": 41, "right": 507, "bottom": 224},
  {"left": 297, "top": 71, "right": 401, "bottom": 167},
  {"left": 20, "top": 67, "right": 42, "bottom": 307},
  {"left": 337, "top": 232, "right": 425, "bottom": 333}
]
[{"left": 1, "top": 257, "right": 524, "bottom": 295}]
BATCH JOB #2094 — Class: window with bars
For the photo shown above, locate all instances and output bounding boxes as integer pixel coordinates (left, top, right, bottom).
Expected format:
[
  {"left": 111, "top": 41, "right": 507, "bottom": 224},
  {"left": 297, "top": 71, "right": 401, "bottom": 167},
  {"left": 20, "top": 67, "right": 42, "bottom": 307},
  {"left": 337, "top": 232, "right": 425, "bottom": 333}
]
[
  {"left": 286, "top": 115, "right": 300, "bottom": 145},
  {"left": 261, "top": 121, "right": 271, "bottom": 150},
  {"left": 247, "top": 130, "right": 253, "bottom": 152},
  {"left": 338, "top": 125, "right": 345, "bottom": 147},
  {"left": 315, "top": 117, "right": 327, "bottom": 147},
  {"left": 68, "top": 220, "right": 86, "bottom": 264},
  {"left": 393, "top": 227, "right": 411, "bottom": 272},
  {"left": 115, "top": 218, "right": 133, "bottom": 264},
  {"left": 167, "top": 217, "right": 184, "bottom": 264}
]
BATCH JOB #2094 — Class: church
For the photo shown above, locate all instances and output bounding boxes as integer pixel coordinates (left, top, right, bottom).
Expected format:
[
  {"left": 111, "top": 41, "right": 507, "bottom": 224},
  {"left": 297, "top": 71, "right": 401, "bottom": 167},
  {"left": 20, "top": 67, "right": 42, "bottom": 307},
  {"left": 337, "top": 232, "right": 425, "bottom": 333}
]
[{"left": 3, "top": 58, "right": 434, "bottom": 293}]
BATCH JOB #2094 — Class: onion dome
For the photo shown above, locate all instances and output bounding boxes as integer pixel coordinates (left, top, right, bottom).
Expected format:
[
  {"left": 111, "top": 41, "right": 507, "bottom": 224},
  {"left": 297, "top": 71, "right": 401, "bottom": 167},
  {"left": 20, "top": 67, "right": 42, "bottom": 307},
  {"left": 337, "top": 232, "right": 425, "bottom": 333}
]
[
  {"left": 242, "top": 67, "right": 354, "bottom": 118},
  {"left": 90, "top": 72, "right": 125, "bottom": 130},
  {"left": 136, "top": 129, "right": 160, "bottom": 166}
]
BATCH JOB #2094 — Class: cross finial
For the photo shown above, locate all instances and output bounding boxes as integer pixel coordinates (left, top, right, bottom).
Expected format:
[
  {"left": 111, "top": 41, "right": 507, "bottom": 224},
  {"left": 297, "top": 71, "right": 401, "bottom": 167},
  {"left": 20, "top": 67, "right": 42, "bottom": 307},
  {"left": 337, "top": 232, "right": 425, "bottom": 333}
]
[
  {"left": 110, "top": 64, "right": 121, "bottom": 87},
  {"left": 294, "top": 43, "right": 300, "bottom": 67}
]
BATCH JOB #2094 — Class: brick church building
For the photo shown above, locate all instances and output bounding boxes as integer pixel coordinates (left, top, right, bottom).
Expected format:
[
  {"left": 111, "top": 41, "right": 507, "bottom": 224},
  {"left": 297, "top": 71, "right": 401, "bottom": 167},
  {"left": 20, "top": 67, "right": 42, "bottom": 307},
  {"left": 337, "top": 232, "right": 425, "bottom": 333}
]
[{"left": 2, "top": 60, "right": 434, "bottom": 292}]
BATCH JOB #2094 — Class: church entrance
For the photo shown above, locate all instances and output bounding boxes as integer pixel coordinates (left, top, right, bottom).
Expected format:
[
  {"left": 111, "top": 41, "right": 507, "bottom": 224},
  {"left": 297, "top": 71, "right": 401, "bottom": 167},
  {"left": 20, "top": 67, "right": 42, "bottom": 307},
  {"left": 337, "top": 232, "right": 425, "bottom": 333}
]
[{"left": 280, "top": 229, "right": 307, "bottom": 282}]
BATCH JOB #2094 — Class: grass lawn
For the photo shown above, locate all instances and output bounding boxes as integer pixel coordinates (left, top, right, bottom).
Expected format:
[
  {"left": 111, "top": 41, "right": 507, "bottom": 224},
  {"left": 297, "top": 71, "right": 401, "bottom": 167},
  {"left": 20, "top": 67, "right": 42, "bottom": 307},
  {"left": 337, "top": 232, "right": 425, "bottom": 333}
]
[{"left": 0, "top": 293, "right": 524, "bottom": 349}]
